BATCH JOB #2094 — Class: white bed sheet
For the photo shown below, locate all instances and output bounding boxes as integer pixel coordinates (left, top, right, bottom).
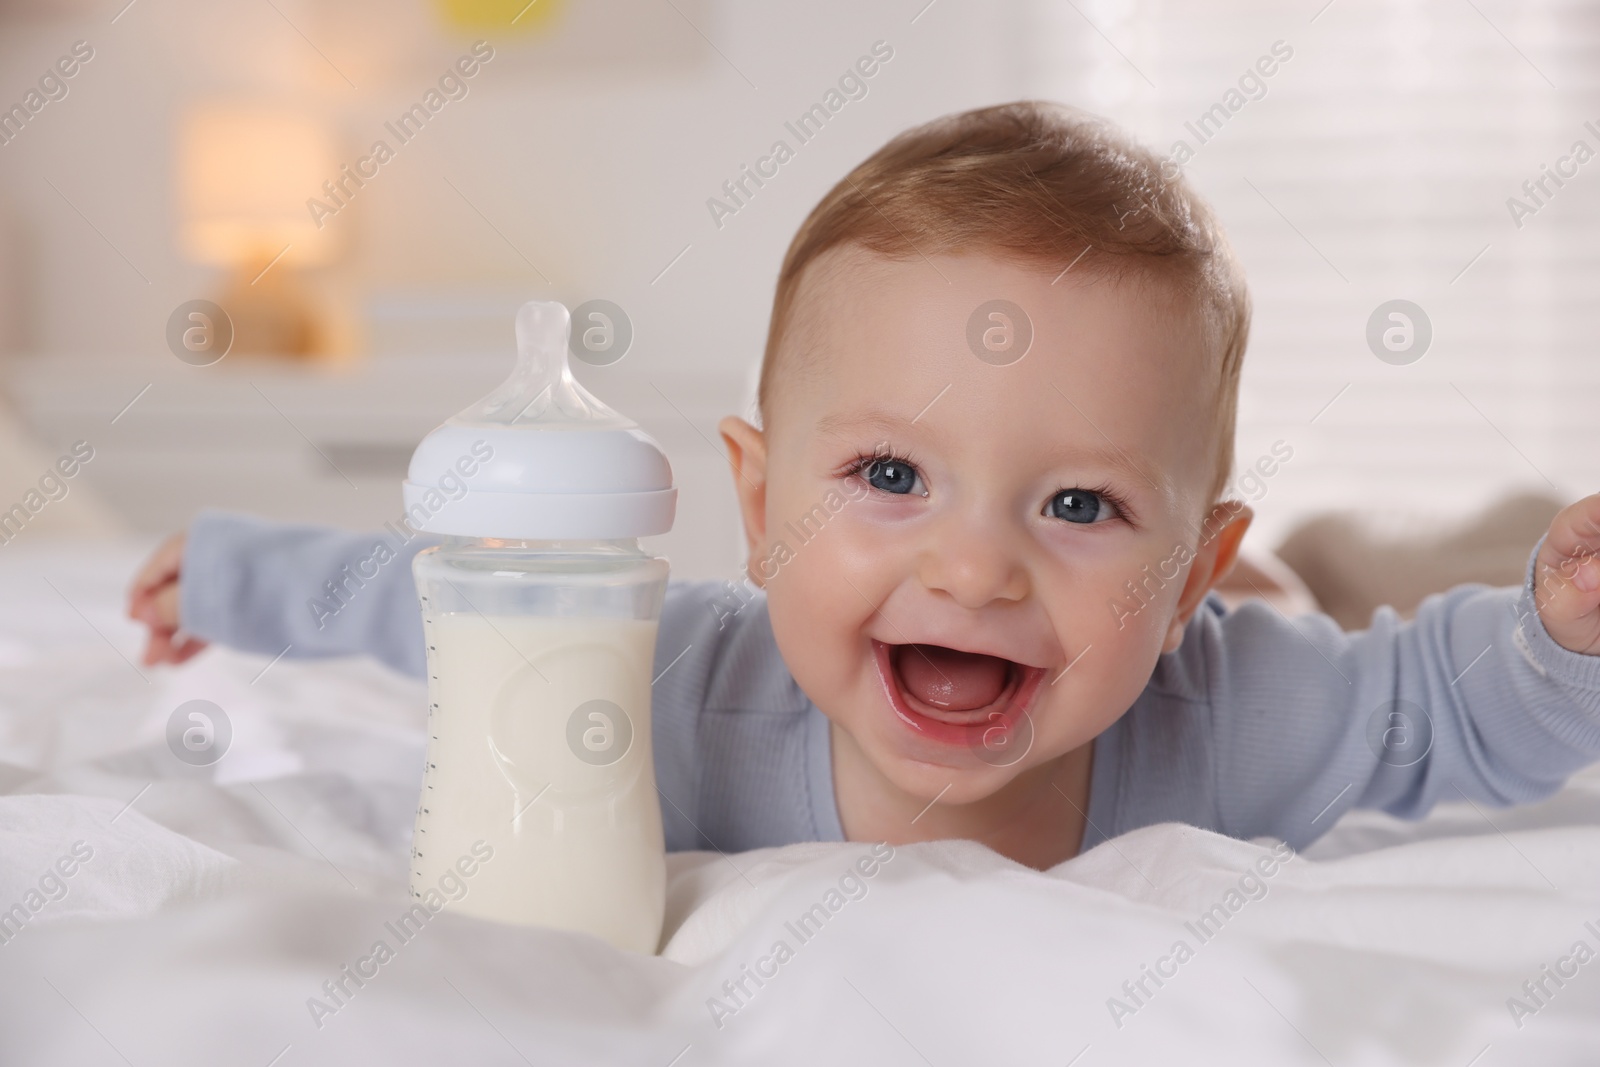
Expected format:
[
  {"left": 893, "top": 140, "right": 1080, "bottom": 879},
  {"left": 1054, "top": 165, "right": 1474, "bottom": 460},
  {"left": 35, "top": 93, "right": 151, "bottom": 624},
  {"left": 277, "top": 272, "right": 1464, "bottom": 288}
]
[{"left": 2, "top": 541, "right": 1598, "bottom": 1065}]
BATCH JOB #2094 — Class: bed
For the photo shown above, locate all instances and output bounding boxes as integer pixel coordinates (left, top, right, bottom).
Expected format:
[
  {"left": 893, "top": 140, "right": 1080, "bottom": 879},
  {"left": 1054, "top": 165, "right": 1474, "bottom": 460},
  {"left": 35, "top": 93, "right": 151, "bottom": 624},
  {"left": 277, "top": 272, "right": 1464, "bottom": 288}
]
[{"left": 2, "top": 539, "right": 1598, "bottom": 1065}]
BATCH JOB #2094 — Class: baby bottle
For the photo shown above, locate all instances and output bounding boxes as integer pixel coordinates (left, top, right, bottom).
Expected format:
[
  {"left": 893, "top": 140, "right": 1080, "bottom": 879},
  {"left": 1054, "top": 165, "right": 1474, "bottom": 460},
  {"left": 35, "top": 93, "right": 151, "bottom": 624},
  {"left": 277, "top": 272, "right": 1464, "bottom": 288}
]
[{"left": 402, "top": 300, "right": 675, "bottom": 954}]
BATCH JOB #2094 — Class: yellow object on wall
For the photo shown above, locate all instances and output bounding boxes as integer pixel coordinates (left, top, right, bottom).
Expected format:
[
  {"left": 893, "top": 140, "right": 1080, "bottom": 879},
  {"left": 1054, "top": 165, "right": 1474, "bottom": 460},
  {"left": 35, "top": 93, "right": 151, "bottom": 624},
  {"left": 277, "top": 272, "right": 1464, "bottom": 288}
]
[{"left": 433, "top": 0, "right": 565, "bottom": 34}]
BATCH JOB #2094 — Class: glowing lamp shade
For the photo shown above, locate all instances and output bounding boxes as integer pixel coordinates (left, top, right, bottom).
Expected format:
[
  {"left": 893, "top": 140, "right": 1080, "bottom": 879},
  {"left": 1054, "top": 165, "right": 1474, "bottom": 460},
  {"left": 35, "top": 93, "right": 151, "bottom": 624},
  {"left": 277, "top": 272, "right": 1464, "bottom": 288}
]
[{"left": 177, "top": 104, "right": 339, "bottom": 268}]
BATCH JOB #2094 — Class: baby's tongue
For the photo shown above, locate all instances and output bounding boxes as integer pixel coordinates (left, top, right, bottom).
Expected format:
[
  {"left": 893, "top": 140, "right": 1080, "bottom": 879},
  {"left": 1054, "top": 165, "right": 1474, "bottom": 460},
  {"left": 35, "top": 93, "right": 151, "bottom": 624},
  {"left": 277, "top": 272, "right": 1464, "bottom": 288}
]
[{"left": 895, "top": 644, "right": 1010, "bottom": 712}]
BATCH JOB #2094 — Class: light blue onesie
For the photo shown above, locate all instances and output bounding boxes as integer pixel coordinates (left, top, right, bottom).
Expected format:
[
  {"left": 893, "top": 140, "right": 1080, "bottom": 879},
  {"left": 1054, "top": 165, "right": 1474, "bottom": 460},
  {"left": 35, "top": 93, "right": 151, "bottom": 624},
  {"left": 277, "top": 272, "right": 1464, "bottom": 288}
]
[{"left": 180, "top": 510, "right": 1600, "bottom": 854}]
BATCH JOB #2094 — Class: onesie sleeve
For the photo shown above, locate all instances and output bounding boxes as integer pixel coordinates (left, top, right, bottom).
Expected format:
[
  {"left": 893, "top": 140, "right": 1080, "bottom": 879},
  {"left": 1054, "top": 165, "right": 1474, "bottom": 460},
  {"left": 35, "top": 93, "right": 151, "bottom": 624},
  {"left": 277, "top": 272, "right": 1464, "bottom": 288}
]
[
  {"left": 1183, "top": 537, "right": 1600, "bottom": 847},
  {"left": 180, "top": 509, "right": 439, "bottom": 678}
]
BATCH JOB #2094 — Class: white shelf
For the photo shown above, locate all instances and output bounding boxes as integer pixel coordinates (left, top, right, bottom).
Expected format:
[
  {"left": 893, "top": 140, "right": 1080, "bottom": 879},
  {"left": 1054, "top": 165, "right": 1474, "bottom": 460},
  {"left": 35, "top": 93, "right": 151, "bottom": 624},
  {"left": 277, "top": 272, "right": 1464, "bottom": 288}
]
[{"left": 2, "top": 351, "right": 747, "bottom": 581}]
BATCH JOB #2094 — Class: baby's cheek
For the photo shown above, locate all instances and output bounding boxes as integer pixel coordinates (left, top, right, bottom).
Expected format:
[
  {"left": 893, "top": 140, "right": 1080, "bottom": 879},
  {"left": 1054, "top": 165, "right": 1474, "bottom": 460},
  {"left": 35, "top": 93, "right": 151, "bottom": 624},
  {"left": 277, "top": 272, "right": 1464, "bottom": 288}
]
[
  {"left": 1045, "top": 616, "right": 1169, "bottom": 747},
  {"left": 1055, "top": 560, "right": 1180, "bottom": 674},
  {"left": 1097, "top": 549, "right": 1190, "bottom": 624},
  {"left": 764, "top": 581, "right": 858, "bottom": 712},
  {"left": 763, "top": 497, "right": 869, "bottom": 584},
  {"left": 762, "top": 511, "right": 888, "bottom": 673},
  {"left": 1103, "top": 587, "right": 1173, "bottom": 646},
  {"left": 757, "top": 528, "right": 824, "bottom": 592},
  {"left": 759, "top": 524, "right": 849, "bottom": 619}
]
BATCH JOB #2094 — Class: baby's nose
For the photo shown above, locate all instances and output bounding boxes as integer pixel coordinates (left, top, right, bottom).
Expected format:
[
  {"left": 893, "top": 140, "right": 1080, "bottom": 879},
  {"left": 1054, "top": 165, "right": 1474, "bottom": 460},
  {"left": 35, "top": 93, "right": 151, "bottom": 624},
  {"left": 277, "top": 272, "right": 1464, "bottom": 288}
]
[{"left": 914, "top": 518, "right": 1030, "bottom": 608}]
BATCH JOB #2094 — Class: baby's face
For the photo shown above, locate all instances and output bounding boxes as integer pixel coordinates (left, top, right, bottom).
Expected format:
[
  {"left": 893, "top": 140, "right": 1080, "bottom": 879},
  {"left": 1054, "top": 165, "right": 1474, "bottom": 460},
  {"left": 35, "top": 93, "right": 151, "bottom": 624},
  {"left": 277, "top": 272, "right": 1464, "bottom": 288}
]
[{"left": 726, "top": 248, "right": 1242, "bottom": 807}]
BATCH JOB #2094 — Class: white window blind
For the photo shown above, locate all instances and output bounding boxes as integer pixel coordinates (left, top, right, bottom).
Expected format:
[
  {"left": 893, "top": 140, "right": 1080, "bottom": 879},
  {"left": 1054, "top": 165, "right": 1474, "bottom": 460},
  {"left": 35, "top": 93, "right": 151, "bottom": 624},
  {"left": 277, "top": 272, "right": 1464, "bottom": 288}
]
[{"left": 1023, "top": 0, "right": 1600, "bottom": 547}]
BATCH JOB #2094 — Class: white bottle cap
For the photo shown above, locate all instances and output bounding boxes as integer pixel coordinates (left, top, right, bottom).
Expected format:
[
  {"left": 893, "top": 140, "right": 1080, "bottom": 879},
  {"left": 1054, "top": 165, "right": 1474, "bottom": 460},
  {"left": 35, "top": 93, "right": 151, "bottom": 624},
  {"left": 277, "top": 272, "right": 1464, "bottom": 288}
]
[{"left": 402, "top": 301, "right": 676, "bottom": 540}]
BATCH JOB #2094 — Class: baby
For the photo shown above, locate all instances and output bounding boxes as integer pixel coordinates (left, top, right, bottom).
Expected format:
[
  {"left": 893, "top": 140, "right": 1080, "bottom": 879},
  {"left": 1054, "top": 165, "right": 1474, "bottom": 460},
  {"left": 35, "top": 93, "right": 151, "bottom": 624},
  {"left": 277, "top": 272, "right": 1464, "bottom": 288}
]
[{"left": 130, "top": 102, "right": 1600, "bottom": 871}]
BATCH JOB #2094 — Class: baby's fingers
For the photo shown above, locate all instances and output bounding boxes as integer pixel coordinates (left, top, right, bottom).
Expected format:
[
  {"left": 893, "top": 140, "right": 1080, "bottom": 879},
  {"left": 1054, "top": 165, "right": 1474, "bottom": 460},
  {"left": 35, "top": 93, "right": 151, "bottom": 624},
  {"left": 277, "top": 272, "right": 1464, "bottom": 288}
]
[
  {"left": 169, "top": 635, "right": 208, "bottom": 664},
  {"left": 130, "top": 581, "right": 181, "bottom": 628},
  {"left": 127, "top": 532, "right": 186, "bottom": 607},
  {"left": 150, "top": 583, "right": 181, "bottom": 630},
  {"left": 1535, "top": 552, "right": 1600, "bottom": 618},
  {"left": 1538, "top": 493, "right": 1600, "bottom": 569},
  {"left": 1533, "top": 494, "right": 1600, "bottom": 655},
  {"left": 140, "top": 626, "right": 176, "bottom": 666},
  {"left": 140, "top": 624, "right": 208, "bottom": 666}
]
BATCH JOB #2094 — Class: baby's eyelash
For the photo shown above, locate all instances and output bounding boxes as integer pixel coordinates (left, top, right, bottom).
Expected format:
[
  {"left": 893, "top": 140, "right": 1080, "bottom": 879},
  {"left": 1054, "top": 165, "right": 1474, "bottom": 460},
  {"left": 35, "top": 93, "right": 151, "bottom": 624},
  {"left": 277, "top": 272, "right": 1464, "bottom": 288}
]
[
  {"left": 1056, "top": 482, "right": 1138, "bottom": 526},
  {"left": 839, "top": 448, "right": 919, "bottom": 480}
]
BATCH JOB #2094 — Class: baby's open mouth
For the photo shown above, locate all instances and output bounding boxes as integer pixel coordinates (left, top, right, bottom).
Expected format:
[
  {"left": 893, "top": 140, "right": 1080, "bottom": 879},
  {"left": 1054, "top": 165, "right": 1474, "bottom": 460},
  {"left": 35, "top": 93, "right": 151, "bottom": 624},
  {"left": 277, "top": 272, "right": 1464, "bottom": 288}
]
[{"left": 872, "top": 639, "right": 1048, "bottom": 745}]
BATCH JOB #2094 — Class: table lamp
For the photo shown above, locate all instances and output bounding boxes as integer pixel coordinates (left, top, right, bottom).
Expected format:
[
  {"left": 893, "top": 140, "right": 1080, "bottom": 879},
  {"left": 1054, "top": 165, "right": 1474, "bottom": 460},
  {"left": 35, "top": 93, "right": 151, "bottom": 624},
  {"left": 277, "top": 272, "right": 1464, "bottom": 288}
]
[{"left": 177, "top": 103, "right": 341, "bottom": 358}]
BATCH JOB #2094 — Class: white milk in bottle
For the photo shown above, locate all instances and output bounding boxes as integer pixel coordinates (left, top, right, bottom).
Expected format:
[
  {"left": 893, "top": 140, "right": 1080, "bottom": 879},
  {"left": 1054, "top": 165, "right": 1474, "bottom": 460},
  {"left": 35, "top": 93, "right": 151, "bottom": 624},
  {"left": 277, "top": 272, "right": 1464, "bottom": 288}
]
[{"left": 402, "top": 301, "right": 676, "bottom": 953}]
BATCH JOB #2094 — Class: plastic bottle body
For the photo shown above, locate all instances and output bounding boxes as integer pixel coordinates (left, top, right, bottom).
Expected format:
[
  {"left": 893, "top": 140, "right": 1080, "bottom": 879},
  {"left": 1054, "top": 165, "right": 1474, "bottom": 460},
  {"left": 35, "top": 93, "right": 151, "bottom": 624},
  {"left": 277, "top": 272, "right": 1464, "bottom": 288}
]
[{"left": 410, "top": 536, "right": 669, "bottom": 953}]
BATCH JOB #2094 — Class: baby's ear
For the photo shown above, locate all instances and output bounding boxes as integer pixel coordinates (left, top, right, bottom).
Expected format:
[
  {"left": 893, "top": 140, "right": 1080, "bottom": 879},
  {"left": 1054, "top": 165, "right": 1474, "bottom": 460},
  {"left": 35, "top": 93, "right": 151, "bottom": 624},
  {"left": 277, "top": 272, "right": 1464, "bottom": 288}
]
[
  {"left": 718, "top": 416, "right": 770, "bottom": 583},
  {"left": 1162, "top": 502, "right": 1253, "bottom": 653}
]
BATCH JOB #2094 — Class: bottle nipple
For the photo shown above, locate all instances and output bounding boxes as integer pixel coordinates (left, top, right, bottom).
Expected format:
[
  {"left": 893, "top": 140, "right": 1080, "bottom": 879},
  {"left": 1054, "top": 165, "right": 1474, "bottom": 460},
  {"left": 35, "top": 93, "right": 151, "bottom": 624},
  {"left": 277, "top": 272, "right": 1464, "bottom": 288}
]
[
  {"left": 451, "top": 300, "right": 632, "bottom": 430},
  {"left": 404, "top": 298, "right": 675, "bottom": 540}
]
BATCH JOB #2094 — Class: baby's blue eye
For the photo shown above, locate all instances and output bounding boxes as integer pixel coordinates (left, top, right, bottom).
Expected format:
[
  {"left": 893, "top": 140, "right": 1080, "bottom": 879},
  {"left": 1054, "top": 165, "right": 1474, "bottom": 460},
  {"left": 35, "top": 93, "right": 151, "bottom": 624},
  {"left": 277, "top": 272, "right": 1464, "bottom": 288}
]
[
  {"left": 1047, "top": 489, "right": 1115, "bottom": 524},
  {"left": 865, "top": 459, "right": 921, "bottom": 495}
]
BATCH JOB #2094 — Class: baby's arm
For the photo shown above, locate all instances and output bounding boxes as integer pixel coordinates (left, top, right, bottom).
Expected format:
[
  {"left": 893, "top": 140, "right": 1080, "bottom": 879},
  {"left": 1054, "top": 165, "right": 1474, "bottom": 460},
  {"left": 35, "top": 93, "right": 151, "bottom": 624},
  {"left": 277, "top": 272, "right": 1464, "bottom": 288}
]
[
  {"left": 1194, "top": 496, "right": 1600, "bottom": 847},
  {"left": 129, "top": 510, "right": 438, "bottom": 678}
]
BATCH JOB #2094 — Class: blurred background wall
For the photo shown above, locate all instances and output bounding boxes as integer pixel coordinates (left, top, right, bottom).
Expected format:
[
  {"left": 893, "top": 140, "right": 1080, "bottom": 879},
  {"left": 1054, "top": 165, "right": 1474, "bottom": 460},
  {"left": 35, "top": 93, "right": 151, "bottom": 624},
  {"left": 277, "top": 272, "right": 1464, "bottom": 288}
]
[{"left": 0, "top": 0, "right": 1594, "bottom": 582}]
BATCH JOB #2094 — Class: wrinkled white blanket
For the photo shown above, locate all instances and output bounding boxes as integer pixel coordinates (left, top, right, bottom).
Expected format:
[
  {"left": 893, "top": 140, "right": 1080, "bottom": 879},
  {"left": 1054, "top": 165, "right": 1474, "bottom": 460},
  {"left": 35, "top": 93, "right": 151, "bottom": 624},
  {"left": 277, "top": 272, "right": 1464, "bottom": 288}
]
[{"left": 2, "top": 543, "right": 1598, "bottom": 1065}]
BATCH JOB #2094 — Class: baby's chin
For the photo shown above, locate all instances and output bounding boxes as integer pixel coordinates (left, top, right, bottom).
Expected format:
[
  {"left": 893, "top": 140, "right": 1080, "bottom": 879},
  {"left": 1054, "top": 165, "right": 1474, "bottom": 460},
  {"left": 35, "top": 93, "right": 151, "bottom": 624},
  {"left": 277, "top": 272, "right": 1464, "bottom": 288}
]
[{"left": 876, "top": 748, "right": 1038, "bottom": 806}]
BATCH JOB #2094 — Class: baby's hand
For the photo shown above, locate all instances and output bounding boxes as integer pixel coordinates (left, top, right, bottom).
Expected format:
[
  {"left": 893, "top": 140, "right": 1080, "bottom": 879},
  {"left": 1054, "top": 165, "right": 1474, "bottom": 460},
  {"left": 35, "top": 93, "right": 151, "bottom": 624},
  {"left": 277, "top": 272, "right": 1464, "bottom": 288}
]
[
  {"left": 1534, "top": 494, "right": 1600, "bottom": 655},
  {"left": 127, "top": 531, "right": 208, "bottom": 666}
]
